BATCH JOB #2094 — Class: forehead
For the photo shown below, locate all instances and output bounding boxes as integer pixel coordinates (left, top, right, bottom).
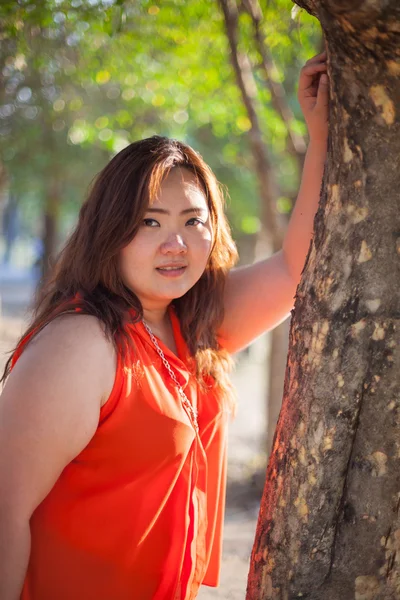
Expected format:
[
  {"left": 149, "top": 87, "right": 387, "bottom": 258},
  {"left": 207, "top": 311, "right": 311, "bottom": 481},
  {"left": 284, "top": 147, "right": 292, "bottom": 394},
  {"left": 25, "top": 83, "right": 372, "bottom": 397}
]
[{"left": 152, "top": 167, "right": 208, "bottom": 209}]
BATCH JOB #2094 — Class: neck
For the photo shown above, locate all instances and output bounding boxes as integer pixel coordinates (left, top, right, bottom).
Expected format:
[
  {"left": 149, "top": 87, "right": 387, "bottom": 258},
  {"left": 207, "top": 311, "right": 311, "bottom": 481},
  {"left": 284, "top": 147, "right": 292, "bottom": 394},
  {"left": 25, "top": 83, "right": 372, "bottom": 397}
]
[
  {"left": 142, "top": 305, "right": 170, "bottom": 330},
  {"left": 142, "top": 304, "right": 177, "bottom": 355}
]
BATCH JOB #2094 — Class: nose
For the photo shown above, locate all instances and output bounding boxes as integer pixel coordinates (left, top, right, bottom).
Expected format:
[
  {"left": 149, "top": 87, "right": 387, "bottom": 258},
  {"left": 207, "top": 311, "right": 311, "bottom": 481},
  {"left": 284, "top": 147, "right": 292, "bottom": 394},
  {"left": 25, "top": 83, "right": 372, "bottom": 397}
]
[{"left": 160, "top": 233, "right": 187, "bottom": 255}]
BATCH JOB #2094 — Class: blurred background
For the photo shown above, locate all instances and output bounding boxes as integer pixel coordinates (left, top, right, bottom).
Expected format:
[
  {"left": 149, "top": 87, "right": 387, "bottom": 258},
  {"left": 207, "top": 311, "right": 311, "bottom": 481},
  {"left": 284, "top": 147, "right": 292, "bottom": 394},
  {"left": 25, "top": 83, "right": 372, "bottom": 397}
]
[{"left": 0, "top": 1, "right": 321, "bottom": 596}]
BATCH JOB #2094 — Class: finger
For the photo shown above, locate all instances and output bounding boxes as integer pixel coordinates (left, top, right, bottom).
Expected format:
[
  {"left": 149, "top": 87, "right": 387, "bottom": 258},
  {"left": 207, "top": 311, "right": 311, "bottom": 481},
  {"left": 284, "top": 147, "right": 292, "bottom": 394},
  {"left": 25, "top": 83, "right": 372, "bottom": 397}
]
[
  {"left": 315, "top": 73, "right": 329, "bottom": 110},
  {"left": 302, "top": 63, "right": 327, "bottom": 74},
  {"left": 305, "top": 51, "right": 327, "bottom": 65},
  {"left": 307, "top": 49, "right": 327, "bottom": 60},
  {"left": 298, "top": 64, "right": 327, "bottom": 93},
  {"left": 305, "top": 57, "right": 327, "bottom": 68}
]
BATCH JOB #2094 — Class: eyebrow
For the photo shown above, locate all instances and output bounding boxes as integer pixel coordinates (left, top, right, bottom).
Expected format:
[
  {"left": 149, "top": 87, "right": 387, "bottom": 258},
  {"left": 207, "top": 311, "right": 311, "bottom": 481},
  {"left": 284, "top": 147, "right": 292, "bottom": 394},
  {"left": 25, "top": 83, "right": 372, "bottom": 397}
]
[{"left": 145, "top": 207, "right": 207, "bottom": 216}]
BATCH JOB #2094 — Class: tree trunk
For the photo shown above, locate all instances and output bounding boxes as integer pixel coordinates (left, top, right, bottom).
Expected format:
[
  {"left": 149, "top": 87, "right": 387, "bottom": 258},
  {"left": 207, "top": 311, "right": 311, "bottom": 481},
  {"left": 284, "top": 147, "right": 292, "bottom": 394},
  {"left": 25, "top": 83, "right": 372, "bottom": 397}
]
[
  {"left": 266, "top": 319, "right": 290, "bottom": 456},
  {"left": 42, "top": 176, "right": 61, "bottom": 280},
  {"left": 247, "top": 1, "right": 400, "bottom": 598}
]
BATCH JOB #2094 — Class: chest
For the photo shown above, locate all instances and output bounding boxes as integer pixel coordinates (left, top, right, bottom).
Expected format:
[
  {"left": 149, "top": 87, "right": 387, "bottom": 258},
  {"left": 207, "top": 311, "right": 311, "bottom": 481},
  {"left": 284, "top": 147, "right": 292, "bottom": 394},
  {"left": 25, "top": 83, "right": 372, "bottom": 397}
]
[
  {"left": 77, "top": 356, "right": 198, "bottom": 474},
  {"left": 144, "top": 321, "right": 178, "bottom": 356}
]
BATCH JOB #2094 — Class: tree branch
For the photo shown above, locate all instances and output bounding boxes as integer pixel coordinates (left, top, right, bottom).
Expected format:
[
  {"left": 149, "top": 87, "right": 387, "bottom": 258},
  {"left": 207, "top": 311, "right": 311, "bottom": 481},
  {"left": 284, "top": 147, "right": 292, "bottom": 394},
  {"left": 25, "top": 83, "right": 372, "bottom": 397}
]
[
  {"left": 242, "top": 0, "right": 307, "bottom": 164},
  {"left": 218, "top": 0, "right": 284, "bottom": 250},
  {"left": 293, "top": 0, "right": 400, "bottom": 23},
  {"left": 292, "top": 0, "right": 317, "bottom": 16}
]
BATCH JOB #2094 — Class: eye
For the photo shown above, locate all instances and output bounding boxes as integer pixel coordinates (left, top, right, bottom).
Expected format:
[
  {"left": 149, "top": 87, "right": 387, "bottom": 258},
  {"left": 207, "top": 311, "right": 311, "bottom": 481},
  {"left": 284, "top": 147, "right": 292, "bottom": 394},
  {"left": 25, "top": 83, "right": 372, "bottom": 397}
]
[
  {"left": 143, "top": 218, "right": 160, "bottom": 227},
  {"left": 186, "top": 217, "right": 204, "bottom": 226}
]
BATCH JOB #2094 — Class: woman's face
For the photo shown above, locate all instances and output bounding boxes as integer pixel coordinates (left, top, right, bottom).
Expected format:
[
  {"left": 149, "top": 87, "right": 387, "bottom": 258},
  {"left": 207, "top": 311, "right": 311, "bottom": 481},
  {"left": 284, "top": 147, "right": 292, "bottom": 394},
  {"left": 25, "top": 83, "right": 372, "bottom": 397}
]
[{"left": 119, "top": 167, "right": 213, "bottom": 312}]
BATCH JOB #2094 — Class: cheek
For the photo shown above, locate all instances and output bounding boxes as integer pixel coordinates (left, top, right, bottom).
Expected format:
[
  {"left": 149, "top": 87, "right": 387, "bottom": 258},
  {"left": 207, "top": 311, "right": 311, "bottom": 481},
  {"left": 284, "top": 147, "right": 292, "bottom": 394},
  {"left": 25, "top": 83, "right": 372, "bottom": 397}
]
[
  {"left": 119, "top": 246, "right": 135, "bottom": 274},
  {"left": 191, "top": 233, "right": 212, "bottom": 262},
  {"left": 120, "top": 237, "right": 152, "bottom": 265},
  {"left": 196, "top": 226, "right": 213, "bottom": 250},
  {"left": 202, "top": 229, "right": 214, "bottom": 260},
  {"left": 119, "top": 240, "right": 147, "bottom": 283}
]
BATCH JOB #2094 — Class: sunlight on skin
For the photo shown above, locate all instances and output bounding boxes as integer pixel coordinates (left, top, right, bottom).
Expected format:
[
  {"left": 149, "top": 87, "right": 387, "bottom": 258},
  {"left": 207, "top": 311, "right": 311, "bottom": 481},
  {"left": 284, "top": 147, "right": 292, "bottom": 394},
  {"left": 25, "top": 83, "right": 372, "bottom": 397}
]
[{"left": 119, "top": 167, "right": 213, "bottom": 330}]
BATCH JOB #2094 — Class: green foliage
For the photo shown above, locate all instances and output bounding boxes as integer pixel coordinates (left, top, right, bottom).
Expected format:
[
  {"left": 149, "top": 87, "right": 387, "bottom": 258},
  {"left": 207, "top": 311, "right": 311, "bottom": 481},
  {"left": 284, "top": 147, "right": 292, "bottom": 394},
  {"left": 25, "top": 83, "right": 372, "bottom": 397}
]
[{"left": 0, "top": 0, "right": 321, "bottom": 242}]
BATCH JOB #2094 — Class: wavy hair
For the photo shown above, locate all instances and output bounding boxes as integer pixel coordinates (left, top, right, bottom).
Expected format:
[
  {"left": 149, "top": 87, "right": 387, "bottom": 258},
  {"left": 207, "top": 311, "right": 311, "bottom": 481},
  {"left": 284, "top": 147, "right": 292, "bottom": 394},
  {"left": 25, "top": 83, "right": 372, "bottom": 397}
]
[{"left": 1, "top": 136, "right": 238, "bottom": 405}]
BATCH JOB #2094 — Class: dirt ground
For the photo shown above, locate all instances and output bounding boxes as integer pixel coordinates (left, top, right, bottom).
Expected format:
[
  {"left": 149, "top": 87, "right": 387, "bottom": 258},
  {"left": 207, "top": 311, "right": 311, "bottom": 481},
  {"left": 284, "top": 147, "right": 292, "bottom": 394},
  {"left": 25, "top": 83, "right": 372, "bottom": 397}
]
[{"left": 0, "top": 275, "right": 269, "bottom": 599}]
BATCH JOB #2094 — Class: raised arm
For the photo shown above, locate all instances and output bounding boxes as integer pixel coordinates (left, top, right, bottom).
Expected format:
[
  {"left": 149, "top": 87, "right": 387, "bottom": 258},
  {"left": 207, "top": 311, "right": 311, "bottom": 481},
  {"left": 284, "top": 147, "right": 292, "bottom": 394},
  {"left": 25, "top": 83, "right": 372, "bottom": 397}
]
[
  {"left": 219, "top": 52, "right": 329, "bottom": 353},
  {"left": 0, "top": 315, "right": 115, "bottom": 600}
]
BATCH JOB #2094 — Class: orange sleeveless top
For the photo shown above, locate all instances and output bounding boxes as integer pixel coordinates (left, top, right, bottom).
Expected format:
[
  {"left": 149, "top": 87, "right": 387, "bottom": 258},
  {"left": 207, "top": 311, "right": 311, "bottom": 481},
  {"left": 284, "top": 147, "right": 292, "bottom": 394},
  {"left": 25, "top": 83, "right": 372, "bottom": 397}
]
[{"left": 13, "top": 307, "right": 229, "bottom": 600}]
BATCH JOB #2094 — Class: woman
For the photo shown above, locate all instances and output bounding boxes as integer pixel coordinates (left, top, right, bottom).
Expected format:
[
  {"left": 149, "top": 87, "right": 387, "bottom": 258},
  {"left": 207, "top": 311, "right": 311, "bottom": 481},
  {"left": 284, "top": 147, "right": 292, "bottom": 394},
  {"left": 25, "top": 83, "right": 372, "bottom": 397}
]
[{"left": 0, "top": 52, "right": 329, "bottom": 600}]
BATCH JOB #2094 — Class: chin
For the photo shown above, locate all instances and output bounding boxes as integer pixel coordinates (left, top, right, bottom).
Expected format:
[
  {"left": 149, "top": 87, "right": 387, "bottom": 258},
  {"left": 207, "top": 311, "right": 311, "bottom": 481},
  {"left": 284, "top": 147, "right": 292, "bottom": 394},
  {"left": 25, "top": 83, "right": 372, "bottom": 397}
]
[{"left": 158, "top": 284, "right": 195, "bottom": 301}]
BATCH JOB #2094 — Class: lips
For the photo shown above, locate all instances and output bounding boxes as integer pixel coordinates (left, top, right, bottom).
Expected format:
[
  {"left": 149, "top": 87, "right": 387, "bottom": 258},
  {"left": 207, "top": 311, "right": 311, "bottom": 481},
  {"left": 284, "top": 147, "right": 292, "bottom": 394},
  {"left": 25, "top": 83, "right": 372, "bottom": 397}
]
[
  {"left": 156, "top": 263, "right": 187, "bottom": 270},
  {"left": 156, "top": 264, "right": 187, "bottom": 277},
  {"left": 157, "top": 266, "right": 186, "bottom": 271}
]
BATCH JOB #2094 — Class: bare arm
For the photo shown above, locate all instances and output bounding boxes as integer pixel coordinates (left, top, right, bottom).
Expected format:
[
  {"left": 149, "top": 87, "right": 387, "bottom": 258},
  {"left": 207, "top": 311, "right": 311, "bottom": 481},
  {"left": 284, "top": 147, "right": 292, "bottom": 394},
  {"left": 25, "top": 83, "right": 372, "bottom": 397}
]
[
  {"left": 0, "top": 315, "right": 116, "bottom": 599},
  {"left": 0, "top": 515, "right": 31, "bottom": 600},
  {"left": 282, "top": 140, "right": 327, "bottom": 282},
  {"left": 219, "top": 53, "right": 329, "bottom": 353},
  {"left": 219, "top": 141, "right": 327, "bottom": 353}
]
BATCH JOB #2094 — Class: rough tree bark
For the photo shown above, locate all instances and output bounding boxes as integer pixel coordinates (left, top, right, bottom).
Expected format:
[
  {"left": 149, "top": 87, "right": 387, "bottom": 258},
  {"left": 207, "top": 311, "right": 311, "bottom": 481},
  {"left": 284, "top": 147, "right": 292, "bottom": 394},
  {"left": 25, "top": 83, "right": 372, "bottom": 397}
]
[
  {"left": 247, "top": 1, "right": 400, "bottom": 599},
  {"left": 266, "top": 317, "right": 291, "bottom": 455}
]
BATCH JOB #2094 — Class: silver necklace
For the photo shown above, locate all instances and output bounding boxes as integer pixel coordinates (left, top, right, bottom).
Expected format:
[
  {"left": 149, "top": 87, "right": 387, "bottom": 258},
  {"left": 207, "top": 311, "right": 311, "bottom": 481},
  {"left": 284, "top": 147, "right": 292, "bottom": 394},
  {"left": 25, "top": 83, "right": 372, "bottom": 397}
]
[{"left": 142, "top": 320, "right": 199, "bottom": 433}]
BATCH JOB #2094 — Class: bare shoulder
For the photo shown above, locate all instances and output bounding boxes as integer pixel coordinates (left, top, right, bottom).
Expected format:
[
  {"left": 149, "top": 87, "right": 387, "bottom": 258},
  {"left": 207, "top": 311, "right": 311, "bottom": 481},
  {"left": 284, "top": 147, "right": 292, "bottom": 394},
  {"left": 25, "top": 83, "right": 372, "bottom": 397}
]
[
  {"left": 0, "top": 313, "right": 117, "bottom": 519},
  {"left": 32, "top": 312, "right": 112, "bottom": 352},
  {"left": 27, "top": 313, "right": 117, "bottom": 406}
]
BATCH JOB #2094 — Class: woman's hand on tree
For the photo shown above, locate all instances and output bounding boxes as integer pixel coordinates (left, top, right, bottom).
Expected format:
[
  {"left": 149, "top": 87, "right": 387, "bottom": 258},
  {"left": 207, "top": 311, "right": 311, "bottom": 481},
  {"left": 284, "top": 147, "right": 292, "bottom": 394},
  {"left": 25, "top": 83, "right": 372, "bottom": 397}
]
[{"left": 298, "top": 51, "right": 329, "bottom": 146}]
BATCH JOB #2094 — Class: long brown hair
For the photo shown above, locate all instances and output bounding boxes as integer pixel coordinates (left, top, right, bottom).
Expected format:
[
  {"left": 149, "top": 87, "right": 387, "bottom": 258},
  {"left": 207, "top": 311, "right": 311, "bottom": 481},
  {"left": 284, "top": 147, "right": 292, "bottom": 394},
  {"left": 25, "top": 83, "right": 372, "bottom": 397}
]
[{"left": 1, "top": 136, "right": 238, "bottom": 403}]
